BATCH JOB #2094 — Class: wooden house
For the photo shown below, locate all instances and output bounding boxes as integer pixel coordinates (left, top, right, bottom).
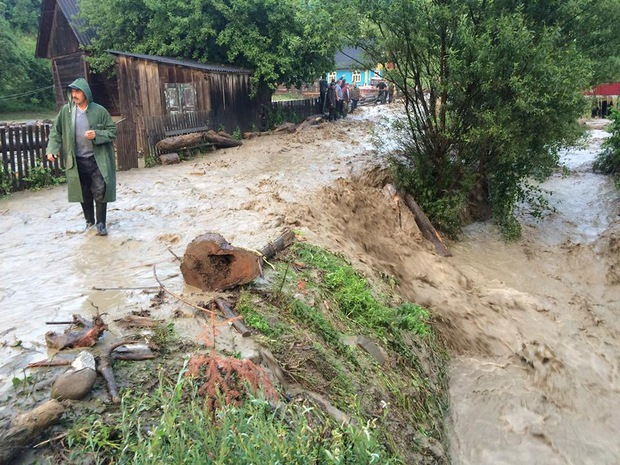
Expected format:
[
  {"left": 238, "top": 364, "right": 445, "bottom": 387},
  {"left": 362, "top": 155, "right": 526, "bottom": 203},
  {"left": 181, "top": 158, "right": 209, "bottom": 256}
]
[
  {"left": 109, "top": 51, "right": 260, "bottom": 168},
  {"left": 35, "top": 0, "right": 119, "bottom": 115}
]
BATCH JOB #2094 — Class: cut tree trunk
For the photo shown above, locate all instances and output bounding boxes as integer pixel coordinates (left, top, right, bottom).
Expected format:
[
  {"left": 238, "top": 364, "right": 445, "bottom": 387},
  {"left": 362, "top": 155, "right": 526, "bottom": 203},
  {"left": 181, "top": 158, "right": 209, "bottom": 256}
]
[
  {"left": 0, "top": 399, "right": 65, "bottom": 465},
  {"left": 156, "top": 132, "right": 204, "bottom": 152},
  {"left": 180, "top": 233, "right": 261, "bottom": 291}
]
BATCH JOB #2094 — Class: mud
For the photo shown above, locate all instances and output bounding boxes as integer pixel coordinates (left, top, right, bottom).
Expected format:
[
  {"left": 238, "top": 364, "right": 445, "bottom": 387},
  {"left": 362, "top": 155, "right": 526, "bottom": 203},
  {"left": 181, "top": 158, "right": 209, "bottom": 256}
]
[{"left": 0, "top": 106, "right": 618, "bottom": 464}]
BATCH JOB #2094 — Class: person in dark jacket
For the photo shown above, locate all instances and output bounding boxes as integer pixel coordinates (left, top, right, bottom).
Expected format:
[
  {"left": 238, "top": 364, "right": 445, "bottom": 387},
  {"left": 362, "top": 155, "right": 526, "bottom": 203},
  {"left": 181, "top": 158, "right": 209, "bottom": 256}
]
[
  {"left": 327, "top": 81, "right": 337, "bottom": 121},
  {"left": 46, "top": 78, "right": 116, "bottom": 236},
  {"left": 318, "top": 74, "right": 328, "bottom": 114}
]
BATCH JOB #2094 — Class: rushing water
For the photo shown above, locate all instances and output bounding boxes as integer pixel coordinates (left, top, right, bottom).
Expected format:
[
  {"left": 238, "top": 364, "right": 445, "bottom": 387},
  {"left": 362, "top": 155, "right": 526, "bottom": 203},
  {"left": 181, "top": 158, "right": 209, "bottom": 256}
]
[{"left": 446, "top": 121, "right": 620, "bottom": 464}]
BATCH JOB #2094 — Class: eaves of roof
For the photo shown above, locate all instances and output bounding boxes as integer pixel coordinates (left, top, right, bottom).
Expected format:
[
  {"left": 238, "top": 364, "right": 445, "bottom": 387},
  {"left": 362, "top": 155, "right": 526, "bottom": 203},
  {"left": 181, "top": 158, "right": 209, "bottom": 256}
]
[{"left": 108, "top": 51, "right": 251, "bottom": 74}]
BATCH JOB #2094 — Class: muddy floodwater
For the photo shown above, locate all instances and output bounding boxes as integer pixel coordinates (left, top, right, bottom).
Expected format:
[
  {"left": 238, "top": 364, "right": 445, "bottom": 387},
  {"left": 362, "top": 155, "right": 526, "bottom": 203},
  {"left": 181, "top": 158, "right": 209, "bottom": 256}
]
[{"left": 1, "top": 107, "right": 618, "bottom": 464}]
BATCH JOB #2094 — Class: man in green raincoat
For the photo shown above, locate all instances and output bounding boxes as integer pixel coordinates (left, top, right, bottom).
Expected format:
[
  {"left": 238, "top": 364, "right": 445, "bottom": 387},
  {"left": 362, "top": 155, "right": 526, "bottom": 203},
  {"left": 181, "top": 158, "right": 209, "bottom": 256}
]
[{"left": 46, "top": 78, "right": 116, "bottom": 236}]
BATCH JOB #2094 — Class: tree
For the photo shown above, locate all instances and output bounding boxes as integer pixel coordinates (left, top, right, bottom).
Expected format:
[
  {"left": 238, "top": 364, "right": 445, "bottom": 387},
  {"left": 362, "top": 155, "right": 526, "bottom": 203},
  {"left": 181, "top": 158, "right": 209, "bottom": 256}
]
[
  {"left": 0, "top": 14, "right": 53, "bottom": 112},
  {"left": 352, "top": 0, "right": 620, "bottom": 239},
  {"left": 78, "top": 0, "right": 345, "bottom": 99}
]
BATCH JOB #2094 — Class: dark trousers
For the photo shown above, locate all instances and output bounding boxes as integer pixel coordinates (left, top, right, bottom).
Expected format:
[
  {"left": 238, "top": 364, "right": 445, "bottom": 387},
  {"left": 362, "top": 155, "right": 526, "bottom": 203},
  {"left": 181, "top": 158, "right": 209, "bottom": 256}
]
[{"left": 77, "top": 156, "right": 106, "bottom": 225}]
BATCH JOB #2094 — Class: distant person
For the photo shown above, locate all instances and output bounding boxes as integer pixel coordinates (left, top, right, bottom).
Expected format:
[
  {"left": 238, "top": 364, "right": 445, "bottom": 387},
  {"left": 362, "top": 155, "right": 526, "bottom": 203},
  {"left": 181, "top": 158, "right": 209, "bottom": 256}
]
[
  {"left": 388, "top": 82, "right": 395, "bottom": 103},
  {"left": 376, "top": 80, "right": 388, "bottom": 104},
  {"left": 335, "top": 79, "right": 344, "bottom": 119},
  {"left": 350, "top": 82, "right": 361, "bottom": 113},
  {"left": 327, "top": 81, "right": 337, "bottom": 121},
  {"left": 46, "top": 78, "right": 117, "bottom": 236},
  {"left": 342, "top": 82, "right": 351, "bottom": 118},
  {"left": 318, "top": 74, "right": 328, "bottom": 114}
]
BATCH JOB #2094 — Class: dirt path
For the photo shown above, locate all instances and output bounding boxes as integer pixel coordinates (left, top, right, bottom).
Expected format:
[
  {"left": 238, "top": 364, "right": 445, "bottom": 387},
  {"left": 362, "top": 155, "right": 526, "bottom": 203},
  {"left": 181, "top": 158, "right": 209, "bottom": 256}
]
[{"left": 0, "top": 107, "right": 618, "bottom": 464}]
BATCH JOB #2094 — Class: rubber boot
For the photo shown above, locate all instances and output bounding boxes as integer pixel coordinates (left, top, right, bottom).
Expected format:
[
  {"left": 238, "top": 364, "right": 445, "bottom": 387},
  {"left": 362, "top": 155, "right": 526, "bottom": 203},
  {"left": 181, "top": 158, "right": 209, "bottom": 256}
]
[
  {"left": 95, "top": 202, "right": 108, "bottom": 236},
  {"left": 81, "top": 202, "right": 95, "bottom": 229}
]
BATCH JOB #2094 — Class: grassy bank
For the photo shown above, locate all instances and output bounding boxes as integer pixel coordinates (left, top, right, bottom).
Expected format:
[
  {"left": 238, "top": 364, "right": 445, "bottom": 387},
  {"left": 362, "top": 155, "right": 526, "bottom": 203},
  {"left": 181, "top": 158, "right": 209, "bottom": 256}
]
[{"left": 12, "top": 241, "right": 450, "bottom": 464}]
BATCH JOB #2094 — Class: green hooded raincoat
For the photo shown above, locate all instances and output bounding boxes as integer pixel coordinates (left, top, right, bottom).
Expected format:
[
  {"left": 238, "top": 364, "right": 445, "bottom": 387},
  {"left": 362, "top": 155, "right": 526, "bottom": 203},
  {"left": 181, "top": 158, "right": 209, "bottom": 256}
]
[{"left": 46, "top": 78, "right": 117, "bottom": 203}]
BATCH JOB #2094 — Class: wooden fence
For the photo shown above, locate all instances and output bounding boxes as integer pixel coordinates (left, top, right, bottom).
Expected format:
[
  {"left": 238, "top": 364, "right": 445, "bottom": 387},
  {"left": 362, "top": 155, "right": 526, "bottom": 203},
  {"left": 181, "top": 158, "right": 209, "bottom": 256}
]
[
  {"left": 0, "top": 122, "right": 64, "bottom": 194},
  {"left": 268, "top": 98, "right": 321, "bottom": 127}
]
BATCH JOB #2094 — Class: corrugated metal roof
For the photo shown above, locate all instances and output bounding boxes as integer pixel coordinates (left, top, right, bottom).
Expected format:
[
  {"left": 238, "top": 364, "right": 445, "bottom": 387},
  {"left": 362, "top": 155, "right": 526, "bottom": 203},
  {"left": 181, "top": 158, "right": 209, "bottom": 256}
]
[
  {"left": 108, "top": 51, "right": 251, "bottom": 74},
  {"left": 57, "top": 0, "right": 96, "bottom": 46}
]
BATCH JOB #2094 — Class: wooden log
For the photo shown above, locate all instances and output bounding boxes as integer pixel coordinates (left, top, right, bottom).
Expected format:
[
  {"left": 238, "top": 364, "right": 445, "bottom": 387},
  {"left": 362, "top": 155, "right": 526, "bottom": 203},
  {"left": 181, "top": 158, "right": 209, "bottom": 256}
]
[
  {"left": 205, "top": 130, "right": 243, "bottom": 148},
  {"left": 180, "top": 233, "right": 261, "bottom": 291},
  {"left": 259, "top": 228, "right": 295, "bottom": 261},
  {"left": 155, "top": 132, "right": 204, "bottom": 152},
  {"left": 215, "top": 298, "right": 251, "bottom": 337},
  {"left": 402, "top": 192, "right": 452, "bottom": 257},
  {"left": 0, "top": 399, "right": 65, "bottom": 464}
]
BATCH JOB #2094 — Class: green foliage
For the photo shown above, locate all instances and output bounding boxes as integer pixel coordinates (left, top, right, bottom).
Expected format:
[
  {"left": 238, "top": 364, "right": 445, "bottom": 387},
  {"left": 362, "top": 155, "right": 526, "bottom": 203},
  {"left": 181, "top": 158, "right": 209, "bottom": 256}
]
[
  {"left": 23, "top": 165, "right": 65, "bottom": 190},
  {"left": 354, "top": 0, "right": 618, "bottom": 239},
  {"left": 232, "top": 127, "right": 242, "bottom": 140},
  {"left": 65, "top": 368, "right": 398, "bottom": 464},
  {"left": 594, "top": 109, "right": 620, "bottom": 189},
  {"left": 0, "top": 163, "right": 13, "bottom": 196},
  {"left": 1, "top": 0, "right": 42, "bottom": 34},
  {"left": 0, "top": 13, "right": 54, "bottom": 112},
  {"left": 79, "top": 0, "right": 348, "bottom": 96}
]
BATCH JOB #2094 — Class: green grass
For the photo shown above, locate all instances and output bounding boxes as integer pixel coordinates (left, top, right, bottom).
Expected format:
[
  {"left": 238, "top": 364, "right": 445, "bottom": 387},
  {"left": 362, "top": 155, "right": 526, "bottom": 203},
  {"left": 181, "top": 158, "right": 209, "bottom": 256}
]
[
  {"left": 0, "top": 109, "right": 57, "bottom": 122},
  {"left": 64, "top": 365, "right": 400, "bottom": 465}
]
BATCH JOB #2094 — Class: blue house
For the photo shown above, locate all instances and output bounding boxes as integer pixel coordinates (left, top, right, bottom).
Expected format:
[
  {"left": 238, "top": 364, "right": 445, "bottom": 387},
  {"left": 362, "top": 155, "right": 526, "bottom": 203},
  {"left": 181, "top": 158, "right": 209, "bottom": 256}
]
[{"left": 331, "top": 47, "right": 383, "bottom": 87}]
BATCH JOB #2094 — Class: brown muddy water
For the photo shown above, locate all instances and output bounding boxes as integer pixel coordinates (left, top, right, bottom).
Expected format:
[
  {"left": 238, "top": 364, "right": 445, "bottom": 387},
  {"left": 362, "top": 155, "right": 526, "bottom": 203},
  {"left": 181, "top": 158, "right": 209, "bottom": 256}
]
[{"left": 1, "top": 107, "right": 618, "bottom": 464}]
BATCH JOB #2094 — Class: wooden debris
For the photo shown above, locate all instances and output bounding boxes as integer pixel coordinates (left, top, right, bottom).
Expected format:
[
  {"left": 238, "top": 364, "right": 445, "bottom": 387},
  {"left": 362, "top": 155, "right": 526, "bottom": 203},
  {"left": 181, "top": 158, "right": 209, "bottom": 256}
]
[
  {"left": 0, "top": 399, "right": 65, "bottom": 464},
  {"left": 180, "top": 233, "right": 261, "bottom": 291},
  {"left": 384, "top": 184, "right": 452, "bottom": 257},
  {"left": 114, "top": 314, "right": 163, "bottom": 329},
  {"left": 45, "top": 315, "right": 108, "bottom": 350},
  {"left": 205, "top": 130, "right": 242, "bottom": 148},
  {"left": 215, "top": 298, "right": 251, "bottom": 337},
  {"left": 159, "top": 152, "right": 180, "bottom": 165},
  {"left": 259, "top": 228, "right": 295, "bottom": 262}
]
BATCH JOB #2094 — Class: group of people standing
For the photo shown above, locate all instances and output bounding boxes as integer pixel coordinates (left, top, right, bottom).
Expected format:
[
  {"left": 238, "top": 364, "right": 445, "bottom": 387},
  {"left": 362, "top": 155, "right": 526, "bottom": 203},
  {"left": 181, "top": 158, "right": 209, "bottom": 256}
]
[{"left": 319, "top": 75, "right": 362, "bottom": 122}]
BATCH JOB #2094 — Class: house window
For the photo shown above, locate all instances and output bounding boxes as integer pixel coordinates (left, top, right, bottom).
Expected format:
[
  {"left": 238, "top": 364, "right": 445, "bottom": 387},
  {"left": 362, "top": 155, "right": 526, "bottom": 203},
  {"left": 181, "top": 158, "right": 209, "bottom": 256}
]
[
  {"left": 328, "top": 72, "right": 337, "bottom": 83},
  {"left": 164, "top": 83, "right": 196, "bottom": 114},
  {"left": 352, "top": 70, "right": 361, "bottom": 83}
]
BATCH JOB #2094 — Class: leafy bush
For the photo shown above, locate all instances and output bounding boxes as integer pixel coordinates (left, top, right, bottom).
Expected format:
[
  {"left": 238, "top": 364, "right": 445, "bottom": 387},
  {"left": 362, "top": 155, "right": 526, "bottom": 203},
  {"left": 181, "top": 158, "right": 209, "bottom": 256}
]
[{"left": 594, "top": 108, "right": 620, "bottom": 189}]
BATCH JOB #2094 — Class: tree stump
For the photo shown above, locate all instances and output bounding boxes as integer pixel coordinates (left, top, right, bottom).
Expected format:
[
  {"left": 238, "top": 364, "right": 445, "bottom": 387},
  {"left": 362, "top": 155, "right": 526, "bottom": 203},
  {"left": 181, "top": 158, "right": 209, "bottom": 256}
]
[{"left": 180, "top": 233, "right": 261, "bottom": 291}]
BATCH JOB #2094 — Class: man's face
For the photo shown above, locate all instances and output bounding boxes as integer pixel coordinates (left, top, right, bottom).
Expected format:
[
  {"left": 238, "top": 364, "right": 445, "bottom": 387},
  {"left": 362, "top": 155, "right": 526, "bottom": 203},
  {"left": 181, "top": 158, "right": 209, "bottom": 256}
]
[{"left": 71, "top": 88, "right": 87, "bottom": 107}]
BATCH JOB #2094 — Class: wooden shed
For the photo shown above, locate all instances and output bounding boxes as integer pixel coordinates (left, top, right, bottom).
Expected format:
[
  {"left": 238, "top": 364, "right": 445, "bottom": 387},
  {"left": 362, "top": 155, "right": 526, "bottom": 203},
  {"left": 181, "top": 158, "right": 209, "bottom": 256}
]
[
  {"left": 35, "top": 0, "right": 119, "bottom": 115},
  {"left": 110, "top": 51, "right": 264, "bottom": 169}
]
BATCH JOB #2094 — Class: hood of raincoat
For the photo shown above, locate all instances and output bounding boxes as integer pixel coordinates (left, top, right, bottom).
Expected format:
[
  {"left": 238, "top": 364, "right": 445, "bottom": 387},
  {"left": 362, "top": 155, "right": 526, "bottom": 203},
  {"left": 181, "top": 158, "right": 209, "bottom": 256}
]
[{"left": 66, "top": 78, "right": 93, "bottom": 107}]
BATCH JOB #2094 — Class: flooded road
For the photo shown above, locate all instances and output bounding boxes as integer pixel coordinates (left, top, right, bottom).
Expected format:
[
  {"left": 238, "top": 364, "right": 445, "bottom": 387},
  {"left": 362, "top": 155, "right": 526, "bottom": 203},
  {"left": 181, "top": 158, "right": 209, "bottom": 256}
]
[{"left": 1, "top": 108, "right": 618, "bottom": 464}]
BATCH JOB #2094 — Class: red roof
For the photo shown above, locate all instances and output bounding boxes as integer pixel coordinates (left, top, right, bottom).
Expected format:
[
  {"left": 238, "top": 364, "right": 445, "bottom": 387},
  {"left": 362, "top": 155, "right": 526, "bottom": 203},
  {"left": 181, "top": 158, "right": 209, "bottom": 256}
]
[{"left": 584, "top": 82, "right": 620, "bottom": 96}]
